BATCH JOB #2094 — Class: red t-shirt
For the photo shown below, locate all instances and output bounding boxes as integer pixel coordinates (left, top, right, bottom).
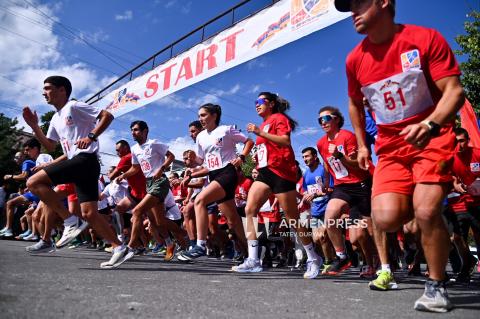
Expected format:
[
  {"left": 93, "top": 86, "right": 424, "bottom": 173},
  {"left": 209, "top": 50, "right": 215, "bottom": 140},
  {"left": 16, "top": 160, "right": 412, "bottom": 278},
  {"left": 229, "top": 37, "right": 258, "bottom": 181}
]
[
  {"left": 346, "top": 24, "right": 461, "bottom": 153},
  {"left": 256, "top": 113, "right": 297, "bottom": 182},
  {"left": 235, "top": 176, "right": 253, "bottom": 207},
  {"left": 171, "top": 184, "right": 188, "bottom": 202},
  {"left": 451, "top": 146, "right": 480, "bottom": 207},
  {"left": 317, "top": 129, "right": 370, "bottom": 185},
  {"left": 117, "top": 153, "right": 147, "bottom": 199}
]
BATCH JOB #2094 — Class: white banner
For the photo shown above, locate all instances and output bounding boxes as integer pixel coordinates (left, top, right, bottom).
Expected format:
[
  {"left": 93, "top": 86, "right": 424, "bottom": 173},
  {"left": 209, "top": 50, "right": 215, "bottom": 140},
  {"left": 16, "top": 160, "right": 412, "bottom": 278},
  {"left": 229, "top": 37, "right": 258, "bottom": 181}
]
[{"left": 97, "top": 0, "right": 349, "bottom": 116}]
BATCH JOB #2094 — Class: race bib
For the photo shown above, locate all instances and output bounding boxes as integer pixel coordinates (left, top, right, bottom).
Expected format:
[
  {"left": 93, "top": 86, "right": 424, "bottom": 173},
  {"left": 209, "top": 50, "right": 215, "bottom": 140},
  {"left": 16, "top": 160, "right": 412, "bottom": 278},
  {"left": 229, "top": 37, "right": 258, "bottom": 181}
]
[
  {"left": 206, "top": 152, "right": 222, "bottom": 170},
  {"left": 327, "top": 156, "right": 348, "bottom": 179},
  {"left": 257, "top": 144, "right": 268, "bottom": 168},
  {"left": 361, "top": 69, "right": 433, "bottom": 124},
  {"left": 140, "top": 159, "right": 152, "bottom": 173}
]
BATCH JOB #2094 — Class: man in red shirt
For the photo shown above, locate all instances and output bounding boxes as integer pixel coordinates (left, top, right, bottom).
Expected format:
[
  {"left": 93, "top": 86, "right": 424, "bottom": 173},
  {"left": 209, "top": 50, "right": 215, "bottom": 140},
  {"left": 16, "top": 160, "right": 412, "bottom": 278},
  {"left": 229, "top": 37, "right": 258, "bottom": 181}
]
[
  {"left": 336, "top": 0, "right": 465, "bottom": 312},
  {"left": 450, "top": 128, "right": 480, "bottom": 276},
  {"left": 109, "top": 140, "right": 147, "bottom": 210}
]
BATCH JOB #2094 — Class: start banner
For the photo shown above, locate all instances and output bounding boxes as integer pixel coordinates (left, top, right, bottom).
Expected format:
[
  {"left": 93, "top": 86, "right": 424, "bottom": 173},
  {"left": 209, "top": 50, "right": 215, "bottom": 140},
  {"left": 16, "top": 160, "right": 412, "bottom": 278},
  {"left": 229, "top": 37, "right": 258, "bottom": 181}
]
[{"left": 96, "top": 0, "right": 350, "bottom": 117}]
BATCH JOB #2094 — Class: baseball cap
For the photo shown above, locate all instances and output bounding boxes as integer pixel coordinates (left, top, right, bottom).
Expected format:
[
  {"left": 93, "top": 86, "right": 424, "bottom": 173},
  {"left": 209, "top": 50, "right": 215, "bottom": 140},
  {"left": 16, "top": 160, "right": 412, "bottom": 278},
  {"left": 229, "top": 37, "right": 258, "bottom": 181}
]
[
  {"left": 334, "top": 0, "right": 395, "bottom": 12},
  {"left": 334, "top": 0, "right": 352, "bottom": 12}
]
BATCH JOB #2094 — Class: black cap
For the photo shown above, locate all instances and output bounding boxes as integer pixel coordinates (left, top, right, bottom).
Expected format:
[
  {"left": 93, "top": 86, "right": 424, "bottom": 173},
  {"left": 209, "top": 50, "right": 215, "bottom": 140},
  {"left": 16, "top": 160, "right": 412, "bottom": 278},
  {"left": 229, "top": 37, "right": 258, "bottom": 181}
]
[
  {"left": 334, "top": 0, "right": 395, "bottom": 13},
  {"left": 334, "top": 0, "right": 352, "bottom": 12}
]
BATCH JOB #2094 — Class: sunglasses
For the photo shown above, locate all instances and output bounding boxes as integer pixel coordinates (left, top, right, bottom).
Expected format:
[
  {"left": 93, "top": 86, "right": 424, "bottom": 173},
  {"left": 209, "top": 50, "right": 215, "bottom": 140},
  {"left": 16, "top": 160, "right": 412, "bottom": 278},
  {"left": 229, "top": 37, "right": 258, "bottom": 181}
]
[
  {"left": 255, "top": 98, "right": 268, "bottom": 106},
  {"left": 318, "top": 114, "right": 337, "bottom": 125}
]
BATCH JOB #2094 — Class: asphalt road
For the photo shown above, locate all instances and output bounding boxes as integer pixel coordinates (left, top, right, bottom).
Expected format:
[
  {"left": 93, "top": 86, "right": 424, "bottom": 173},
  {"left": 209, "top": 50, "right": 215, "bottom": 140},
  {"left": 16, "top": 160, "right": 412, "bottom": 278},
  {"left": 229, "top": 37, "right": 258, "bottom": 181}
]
[{"left": 0, "top": 240, "right": 479, "bottom": 319}]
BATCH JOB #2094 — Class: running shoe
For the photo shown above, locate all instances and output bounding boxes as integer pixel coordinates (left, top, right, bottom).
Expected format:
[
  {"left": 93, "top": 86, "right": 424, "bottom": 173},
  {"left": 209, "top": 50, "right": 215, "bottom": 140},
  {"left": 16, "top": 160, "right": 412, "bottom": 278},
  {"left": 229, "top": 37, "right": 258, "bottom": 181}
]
[
  {"left": 104, "top": 246, "right": 113, "bottom": 253},
  {"left": 165, "top": 243, "right": 177, "bottom": 261},
  {"left": 16, "top": 229, "right": 31, "bottom": 240},
  {"left": 56, "top": 220, "right": 89, "bottom": 248},
  {"left": 304, "top": 258, "right": 323, "bottom": 279},
  {"left": 67, "top": 238, "right": 82, "bottom": 249},
  {"left": 360, "top": 265, "right": 376, "bottom": 279},
  {"left": 0, "top": 227, "right": 7, "bottom": 234},
  {"left": 321, "top": 261, "right": 332, "bottom": 274},
  {"left": 100, "top": 245, "right": 128, "bottom": 269},
  {"left": 369, "top": 270, "right": 398, "bottom": 291},
  {"left": 23, "top": 233, "right": 38, "bottom": 241},
  {"left": 177, "top": 245, "right": 206, "bottom": 261},
  {"left": 26, "top": 240, "right": 56, "bottom": 253},
  {"left": 325, "top": 257, "right": 351, "bottom": 275},
  {"left": 0, "top": 229, "right": 13, "bottom": 237},
  {"left": 414, "top": 279, "right": 453, "bottom": 313},
  {"left": 121, "top": 247, "right": 136, "bottom": 263},
  {"left": 232, "top": 258, "right": 263, "bottom": 273}
]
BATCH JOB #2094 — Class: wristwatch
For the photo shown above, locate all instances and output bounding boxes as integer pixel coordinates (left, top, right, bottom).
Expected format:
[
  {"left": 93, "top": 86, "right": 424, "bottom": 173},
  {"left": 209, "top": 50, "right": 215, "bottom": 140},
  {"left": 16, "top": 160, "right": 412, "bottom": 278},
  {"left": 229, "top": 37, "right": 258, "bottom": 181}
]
[
  {"left": 421, "top": 120, "right": 441, "bottom": 137},
  {"left": 238, "top": 154, "right": 246, "bottom": 162},
  {"left": 87, "top": 132, "right": 97, "bottom": 141}
]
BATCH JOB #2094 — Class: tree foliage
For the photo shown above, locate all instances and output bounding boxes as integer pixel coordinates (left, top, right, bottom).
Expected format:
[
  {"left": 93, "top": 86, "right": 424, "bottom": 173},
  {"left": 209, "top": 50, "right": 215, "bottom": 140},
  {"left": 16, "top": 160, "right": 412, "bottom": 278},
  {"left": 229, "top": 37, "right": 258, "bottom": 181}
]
[
  {"left": 0, "top": 114, "right": 23, "bottom": 179},
  {"left": 40, "top": 111, "right": 63, "bottom": 158},
  {"left": 455, "top": 10, "right": 480, "bottom": 114}
]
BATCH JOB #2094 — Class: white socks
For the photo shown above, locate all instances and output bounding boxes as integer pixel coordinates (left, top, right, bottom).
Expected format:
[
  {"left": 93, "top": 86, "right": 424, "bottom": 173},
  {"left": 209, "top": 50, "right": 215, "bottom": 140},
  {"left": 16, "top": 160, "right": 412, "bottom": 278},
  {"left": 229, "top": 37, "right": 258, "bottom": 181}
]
[{"left": 248, "top": 240, "right": 259, "bottom": 261}]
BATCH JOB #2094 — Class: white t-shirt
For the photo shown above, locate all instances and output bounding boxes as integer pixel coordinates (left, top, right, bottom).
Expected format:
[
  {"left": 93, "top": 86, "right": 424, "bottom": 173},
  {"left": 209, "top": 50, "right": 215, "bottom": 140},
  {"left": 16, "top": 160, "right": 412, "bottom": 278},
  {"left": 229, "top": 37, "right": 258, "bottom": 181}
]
[
  {"left": 164, "top": 190, "right": 181, "bottom": 221},
  {"left": 98, "top": 180, "right": 109, "bottom": 210},
  {"left": 196, "top": 125, "right": 247, "bottom": 171},
  {"left": 46, "top": 100, "right": 102, "bottom": 159},
  {"left": 131, "top": 139, "right": 169, "bottom": 178},
  {"left": 35, "top": 153, "right": 53, "bottom": 165},
  {"left": 102, "top": 180, "right": 129, "bottom": 205}
]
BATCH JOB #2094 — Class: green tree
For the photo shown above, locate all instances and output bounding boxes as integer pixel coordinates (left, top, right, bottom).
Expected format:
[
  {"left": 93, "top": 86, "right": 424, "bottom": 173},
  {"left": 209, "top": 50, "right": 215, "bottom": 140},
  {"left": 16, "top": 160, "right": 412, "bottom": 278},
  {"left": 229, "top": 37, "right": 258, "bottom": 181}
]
[
  {"left": 241, "top": 154, "right": 256, "bottom": 177},
  {"left": 455, "top": 10, "right": 480, "bottom": 114},
  {"left": 40, "top": 111, "right": 63, "bottom": 158},
  {"left": 0, "top": 114, "right": 23, "bottom": 178}
]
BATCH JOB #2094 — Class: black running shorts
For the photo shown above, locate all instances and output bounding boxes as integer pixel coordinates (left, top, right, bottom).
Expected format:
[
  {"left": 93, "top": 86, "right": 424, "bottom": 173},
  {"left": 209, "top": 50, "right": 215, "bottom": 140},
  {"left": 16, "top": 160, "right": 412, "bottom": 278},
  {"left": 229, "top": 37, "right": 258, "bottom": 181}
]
[
  {"left": 44, "top": 153, "right": 100, "bottom": 204},
  {"left": 331, "top": 178, "right": 372, "bottom": 220},
  {"left": 256, "top": 167, "right": 296, "bottom": 194},
  {"left": 208, "top": 164, "right": 238, "bottom": 204}
]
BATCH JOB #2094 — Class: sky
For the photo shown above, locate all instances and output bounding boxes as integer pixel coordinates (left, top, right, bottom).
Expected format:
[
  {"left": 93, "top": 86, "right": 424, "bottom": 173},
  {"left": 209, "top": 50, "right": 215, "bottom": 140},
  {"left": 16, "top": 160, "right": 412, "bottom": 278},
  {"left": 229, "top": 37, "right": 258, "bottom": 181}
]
[{"left": 0, "top": 0, "right": 478, "bottom": 172}]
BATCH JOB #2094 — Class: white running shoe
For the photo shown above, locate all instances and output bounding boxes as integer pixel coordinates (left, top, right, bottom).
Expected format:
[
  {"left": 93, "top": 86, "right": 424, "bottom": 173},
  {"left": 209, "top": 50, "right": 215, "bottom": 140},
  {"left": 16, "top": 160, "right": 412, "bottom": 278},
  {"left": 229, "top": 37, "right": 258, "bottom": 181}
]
[
  {"left": 23, "top": 233, "right": 38, "bottom": 241},
  {"left": 100, "top": 245, "right": 128, "bottom": 269},
  {"left": 56, "top": 220, "right": 89, "bottom": 248},
  {"left": 0, "top": 229, "right": 13, "bottom": 237},
  {"left": 303, "top": 258, "right": 323, "bottom": 279},
  {"left": 231, "top": 258, "right": 263, "bottom": 273},
  {"left": 26, "top": 240, "right": 56, "bottom": 253}
]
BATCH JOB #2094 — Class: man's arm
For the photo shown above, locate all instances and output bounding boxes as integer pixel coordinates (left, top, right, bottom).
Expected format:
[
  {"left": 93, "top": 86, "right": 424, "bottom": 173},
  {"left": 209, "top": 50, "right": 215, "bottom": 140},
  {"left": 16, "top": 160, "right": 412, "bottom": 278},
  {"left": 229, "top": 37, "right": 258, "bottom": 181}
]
[
  {"left": 401, "top": 76, "right": 465, "bottom": 147},
  {"left": 348, "top": 97, "right": 370, "bottom": 170},
  {"left": 22, "top": 107, "right": 57, "bottom": 152},
  {"left": 117, "top": 164, "right": 141, "bottom": 182},
  {"left": 75, "top": 110, "right": 114, "bottom": 149}
]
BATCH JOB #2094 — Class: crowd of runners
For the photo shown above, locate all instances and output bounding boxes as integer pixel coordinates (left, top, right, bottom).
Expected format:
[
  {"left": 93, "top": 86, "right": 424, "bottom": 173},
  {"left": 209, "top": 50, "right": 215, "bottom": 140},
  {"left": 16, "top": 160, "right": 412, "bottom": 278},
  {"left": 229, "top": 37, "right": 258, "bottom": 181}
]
[{"left": 0, "top": 0, "right": 479, "bottom": 314}]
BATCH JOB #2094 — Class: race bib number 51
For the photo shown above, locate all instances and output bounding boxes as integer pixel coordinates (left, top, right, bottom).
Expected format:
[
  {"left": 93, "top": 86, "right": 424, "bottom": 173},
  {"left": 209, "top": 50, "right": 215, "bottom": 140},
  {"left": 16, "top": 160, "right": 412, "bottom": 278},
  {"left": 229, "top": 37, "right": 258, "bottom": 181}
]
[{"left": 361, "top": 69, "right": 433, "bottom": 124}]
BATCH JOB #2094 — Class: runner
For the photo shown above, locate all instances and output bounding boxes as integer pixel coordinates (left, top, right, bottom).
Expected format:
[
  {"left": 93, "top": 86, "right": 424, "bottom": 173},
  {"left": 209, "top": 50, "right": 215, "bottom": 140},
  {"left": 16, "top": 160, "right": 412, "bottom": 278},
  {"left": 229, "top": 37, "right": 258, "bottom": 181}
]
[
  {"left": 116, "top": 120, "right": 180, "bottom": 266},
  {"left": 22, "top": 75, "right": 126, "bottom": 265},
  {"left": 178, "top": 103, "right": 254, "bottom": 261},
  {"left": 316, "top": 106, "right": 376, "bottom": 278},
  {"left": 1, "top": 139, "right": 52, "bottom": 238},
  {"left": 299, "top": 147, "right": 336, "bottom": 271},
  {"left": 233, "top": 92, "right": 322, "bottom": 279},
  {"left": 336, "top": 0, "right": 465, "bottom": 312}
]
